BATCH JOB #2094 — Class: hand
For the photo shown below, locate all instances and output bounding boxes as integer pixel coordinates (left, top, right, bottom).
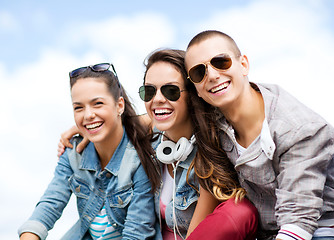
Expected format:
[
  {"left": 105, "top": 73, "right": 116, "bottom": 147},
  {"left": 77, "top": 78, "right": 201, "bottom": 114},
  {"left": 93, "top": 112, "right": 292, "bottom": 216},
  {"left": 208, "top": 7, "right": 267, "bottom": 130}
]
[
  {"left": 57, "top": 125, "right": 89, "bottom": 157},
  {"left": 20, "top": 232, "right": 40, "bottom": 240}
]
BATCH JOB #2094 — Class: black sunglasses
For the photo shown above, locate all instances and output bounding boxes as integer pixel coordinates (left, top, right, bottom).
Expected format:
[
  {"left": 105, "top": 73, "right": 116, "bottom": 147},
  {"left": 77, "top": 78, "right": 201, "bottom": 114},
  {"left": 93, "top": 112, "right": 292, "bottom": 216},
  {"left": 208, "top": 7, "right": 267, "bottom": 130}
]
[
  {"left": 187, "top": 53, "right": 233, "bottom": 84},
  {"left": 138, "top": 84, "right": 186, "bottom": 102},
  {"left": 69, "top": 63, "right": 117, "bottom": 78}
]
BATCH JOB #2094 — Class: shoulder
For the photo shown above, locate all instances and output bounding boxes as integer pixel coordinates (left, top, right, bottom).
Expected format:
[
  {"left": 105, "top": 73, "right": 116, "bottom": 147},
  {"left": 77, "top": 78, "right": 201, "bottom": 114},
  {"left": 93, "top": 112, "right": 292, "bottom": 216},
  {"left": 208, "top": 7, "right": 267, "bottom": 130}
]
[{"left": 259, "top": 83, "right": 331, "bottom": 130}]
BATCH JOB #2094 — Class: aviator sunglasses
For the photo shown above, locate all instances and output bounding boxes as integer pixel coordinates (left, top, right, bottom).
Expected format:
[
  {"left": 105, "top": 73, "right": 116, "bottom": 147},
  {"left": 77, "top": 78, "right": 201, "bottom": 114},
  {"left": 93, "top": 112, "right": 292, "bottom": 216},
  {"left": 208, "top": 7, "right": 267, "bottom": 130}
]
[
  {"left": 139, "top": 84, "right": 186, "bottom": 102},
  {"left": 69, "top": 63, "right": 117, "bottom": 78},
  {"left": 187, "top": 53, "right": 233, "bottom": 84}
]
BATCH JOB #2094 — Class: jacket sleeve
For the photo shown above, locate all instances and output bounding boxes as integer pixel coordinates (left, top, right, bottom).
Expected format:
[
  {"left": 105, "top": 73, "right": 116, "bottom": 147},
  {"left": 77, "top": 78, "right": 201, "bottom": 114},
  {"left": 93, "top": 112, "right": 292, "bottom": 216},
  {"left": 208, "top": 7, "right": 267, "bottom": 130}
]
[
  {"left": 275, "top": 121, "right": 334, "bottom": 235},
  {"left": 18, "top": 149, "right": 74, "bottom": 240}
]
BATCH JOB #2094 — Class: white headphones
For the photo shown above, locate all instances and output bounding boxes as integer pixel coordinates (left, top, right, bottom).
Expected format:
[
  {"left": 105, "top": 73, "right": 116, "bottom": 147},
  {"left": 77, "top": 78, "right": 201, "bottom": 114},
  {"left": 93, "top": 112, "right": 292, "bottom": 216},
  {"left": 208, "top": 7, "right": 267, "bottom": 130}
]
[{"left": 156, "top": 134, "right": 196, "bottom": 164}]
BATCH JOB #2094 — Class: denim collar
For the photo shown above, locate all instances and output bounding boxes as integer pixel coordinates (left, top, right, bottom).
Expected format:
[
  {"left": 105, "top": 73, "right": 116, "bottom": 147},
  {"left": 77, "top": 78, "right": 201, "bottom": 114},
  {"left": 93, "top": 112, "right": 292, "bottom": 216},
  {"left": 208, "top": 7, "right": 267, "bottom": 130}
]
[{"left": 79, "top": 128, "right": 129, "bottom": 174}]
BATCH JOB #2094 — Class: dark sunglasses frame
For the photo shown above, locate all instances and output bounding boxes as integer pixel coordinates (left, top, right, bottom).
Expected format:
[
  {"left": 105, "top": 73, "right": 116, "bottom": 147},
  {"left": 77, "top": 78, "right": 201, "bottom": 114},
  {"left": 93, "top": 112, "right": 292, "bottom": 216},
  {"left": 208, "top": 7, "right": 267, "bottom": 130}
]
[
  {"left": 187, "top": 53, "right": 233, "bottom": 84},
  {"left": 69, "top": 63, "right": 117, "bottom": 78},
  {"left": 138, "top": 84, "right": 186, "bottom": 102}
]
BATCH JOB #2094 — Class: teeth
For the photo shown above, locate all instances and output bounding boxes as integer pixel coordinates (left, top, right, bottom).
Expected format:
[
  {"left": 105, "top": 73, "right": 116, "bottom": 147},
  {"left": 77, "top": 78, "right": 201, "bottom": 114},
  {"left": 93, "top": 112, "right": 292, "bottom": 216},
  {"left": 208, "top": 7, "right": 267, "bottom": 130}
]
[
  {"left": 86, "top": 122, "right": 102, "bottom": 129},
  {"left": 154, "top": 109, "right": 172, "bottom": 115},
  {"left": 210, "top": 82, "right": 229, "bottom": 93}
]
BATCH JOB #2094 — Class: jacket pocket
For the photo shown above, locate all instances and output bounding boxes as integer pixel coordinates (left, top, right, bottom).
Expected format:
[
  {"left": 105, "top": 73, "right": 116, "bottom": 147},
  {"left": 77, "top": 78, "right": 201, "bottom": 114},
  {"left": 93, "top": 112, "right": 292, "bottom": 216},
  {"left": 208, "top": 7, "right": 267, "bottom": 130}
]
[
  {"left": 174, "top": 186, "right": 198, "bottom": 211},
  {"left": 69, "top": 175, "right": 92, "bottom": 199},
  {"left": 108, "top": 185, "right": 133, "bottom": 208},
  {"left": 237, "top": 153, "right": 276, "bottom": 185},
  {"left": 69, "top": 175, "right": 92, "bottom": 213}
]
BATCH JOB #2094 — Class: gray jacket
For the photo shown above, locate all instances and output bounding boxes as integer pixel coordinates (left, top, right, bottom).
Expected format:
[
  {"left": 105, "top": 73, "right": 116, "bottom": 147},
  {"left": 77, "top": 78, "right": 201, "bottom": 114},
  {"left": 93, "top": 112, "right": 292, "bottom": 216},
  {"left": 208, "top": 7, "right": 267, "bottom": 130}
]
[{"left": 217, "top": 83, "right": 334, "bottom": 239}]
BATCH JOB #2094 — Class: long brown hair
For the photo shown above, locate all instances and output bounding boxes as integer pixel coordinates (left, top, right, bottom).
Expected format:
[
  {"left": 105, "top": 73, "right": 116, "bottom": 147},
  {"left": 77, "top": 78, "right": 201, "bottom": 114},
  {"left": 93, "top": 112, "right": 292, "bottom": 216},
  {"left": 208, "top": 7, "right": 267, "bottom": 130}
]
[
  {"left": 70, "top": 67, "right": 161, "bottom": 191},
  {"left": 189, "top": 94, "right": 246, "bottom": 201}
]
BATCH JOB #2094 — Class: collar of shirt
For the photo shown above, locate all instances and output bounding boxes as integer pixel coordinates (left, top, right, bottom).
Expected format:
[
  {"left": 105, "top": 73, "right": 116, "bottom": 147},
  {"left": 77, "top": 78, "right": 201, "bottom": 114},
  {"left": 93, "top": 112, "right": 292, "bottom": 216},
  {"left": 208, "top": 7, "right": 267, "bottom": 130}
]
[{"left": 215, "top": 82, "right": 276, "bottom": 160}]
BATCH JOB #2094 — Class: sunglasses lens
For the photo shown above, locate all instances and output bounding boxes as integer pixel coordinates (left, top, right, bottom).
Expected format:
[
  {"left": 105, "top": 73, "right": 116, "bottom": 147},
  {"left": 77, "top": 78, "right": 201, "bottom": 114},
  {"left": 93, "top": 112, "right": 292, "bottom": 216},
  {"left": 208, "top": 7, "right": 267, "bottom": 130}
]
[
  {"left": 91, "top": 63, "right": 110, "bottom": 72},
  {"left": 69, "top": 67, "right": 88, "bottom": 78},
  {"left": 161, "top": 85, "right": 181, "bottom": 101},
  {"left": 139, "top": 85, "right": 156, "bottom": 102},
  {"left": 211, "top": 54, "right": 232, "bottom": 70},
  {"left": 189, "top": 64, "right": 206, "bottom": 83}
]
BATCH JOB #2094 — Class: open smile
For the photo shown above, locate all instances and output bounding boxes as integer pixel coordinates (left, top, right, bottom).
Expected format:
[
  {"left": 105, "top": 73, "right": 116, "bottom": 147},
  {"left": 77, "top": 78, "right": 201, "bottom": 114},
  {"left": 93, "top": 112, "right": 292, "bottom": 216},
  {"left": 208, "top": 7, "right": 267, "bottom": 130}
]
[
  {"left": 85, "top": 122, "right": 104, "bottom": 132},
  {"left": 209, "top": 81, "right": 230, "bottom": 93},
  {"left": 153, "top": 108, "right": 173, "bottom": 119}
]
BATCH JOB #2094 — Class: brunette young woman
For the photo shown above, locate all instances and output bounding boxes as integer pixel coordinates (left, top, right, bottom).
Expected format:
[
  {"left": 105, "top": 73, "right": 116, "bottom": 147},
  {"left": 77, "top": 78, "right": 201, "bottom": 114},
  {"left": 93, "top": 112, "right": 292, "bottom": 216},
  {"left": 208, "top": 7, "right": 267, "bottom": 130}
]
[
  {"left": 18, "top": 63, "right": 160, "bottom": 240},
  {"left": 58, "top": 49, "right": 258, "bottom": 240}
]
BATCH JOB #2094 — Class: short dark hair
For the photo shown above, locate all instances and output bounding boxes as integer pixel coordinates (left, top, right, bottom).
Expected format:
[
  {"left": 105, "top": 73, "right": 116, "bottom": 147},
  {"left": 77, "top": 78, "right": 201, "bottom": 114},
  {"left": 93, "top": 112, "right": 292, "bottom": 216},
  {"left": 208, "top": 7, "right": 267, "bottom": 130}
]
[{"left": 187, "top": 30, "right": 241, "bottom": 57}]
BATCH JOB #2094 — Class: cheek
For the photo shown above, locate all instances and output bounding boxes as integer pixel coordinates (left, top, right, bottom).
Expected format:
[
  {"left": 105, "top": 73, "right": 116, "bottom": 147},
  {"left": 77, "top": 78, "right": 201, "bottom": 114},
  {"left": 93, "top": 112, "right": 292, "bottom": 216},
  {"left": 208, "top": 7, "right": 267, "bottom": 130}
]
[
  {"left": 195, "top": 84, "right": 204, "bottom": 98},
  {"left": 144, "top": 102, "right": 152, "bottom": 116},
  {"left": 73, "top": 113, "right": 82, "bottom": 127}
]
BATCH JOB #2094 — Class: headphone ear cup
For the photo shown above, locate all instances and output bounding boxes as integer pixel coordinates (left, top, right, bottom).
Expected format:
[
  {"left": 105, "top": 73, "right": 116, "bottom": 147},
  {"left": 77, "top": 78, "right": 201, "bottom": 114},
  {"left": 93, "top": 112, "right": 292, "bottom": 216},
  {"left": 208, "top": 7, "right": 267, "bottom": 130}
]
[
  {"left": 156, "top": 140, "right": 176, "bottom": 164},
  {"left": 174, "top": 137, "right": 194, "bottom": 162}
]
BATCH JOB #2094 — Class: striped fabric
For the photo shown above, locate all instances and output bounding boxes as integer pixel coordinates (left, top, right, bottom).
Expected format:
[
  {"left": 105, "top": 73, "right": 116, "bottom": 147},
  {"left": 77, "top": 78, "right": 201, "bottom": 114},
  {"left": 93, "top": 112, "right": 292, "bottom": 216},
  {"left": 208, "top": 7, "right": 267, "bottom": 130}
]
[{"left": 89, "top": 205, "right": 122, "bottom": 240}]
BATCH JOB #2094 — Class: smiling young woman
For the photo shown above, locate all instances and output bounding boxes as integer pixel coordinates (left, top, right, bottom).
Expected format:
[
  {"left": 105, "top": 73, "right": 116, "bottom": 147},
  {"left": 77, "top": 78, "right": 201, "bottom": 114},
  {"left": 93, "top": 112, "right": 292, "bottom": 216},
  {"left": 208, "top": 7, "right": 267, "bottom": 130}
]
[{"left": 18, "top": 63, "right": 160, "bottom": 240}]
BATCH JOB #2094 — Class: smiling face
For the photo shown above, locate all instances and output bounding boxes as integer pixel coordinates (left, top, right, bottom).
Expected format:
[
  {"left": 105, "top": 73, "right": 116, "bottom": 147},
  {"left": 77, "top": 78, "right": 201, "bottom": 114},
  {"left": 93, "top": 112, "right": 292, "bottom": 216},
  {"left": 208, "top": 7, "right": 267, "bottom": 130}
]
[
  {"left": 144, "top": 61, "right": 191, "bottom": 140},
  {"left": 185, "top": 36, "right": 250, "bottom": 112},
  {"left": 71, "top": 77, "right": 124, "bottom": 145}
]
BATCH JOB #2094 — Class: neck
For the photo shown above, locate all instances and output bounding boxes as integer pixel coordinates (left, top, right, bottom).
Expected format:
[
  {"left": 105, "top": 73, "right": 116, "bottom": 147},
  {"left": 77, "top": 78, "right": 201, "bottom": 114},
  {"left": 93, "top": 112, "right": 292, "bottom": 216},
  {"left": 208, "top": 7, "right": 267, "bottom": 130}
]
[
  {"left": 221, "top": 84, "right": 265, "bottom": 148},
  {"left": 165, "top": 118, "right": 193, "bottom": 142},
  {"left": 95, "top": 125, "right": 124, "bottom": 169}
]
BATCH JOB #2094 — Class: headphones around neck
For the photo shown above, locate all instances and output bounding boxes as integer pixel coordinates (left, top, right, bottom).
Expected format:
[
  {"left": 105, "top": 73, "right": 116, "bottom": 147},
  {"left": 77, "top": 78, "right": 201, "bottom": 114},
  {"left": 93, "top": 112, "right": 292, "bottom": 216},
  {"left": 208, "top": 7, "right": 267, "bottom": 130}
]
[{"left": 156, "top": 134, "right": 196, "bottom": 164}]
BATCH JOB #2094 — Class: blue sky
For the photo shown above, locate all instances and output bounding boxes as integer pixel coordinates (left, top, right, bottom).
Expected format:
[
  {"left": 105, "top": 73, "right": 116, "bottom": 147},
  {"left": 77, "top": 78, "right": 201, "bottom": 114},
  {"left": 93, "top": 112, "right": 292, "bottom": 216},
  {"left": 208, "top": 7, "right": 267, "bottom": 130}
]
[{"left": 1, "top": 0, "right": 334, "bottom": 239}]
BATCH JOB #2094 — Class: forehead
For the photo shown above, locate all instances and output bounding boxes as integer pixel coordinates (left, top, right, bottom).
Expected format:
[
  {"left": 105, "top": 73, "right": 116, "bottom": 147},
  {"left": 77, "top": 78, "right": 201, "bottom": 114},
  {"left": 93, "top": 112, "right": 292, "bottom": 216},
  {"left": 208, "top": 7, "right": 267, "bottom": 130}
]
[
  {"left": 145, "top": 61, "right": 184, "bottom": 86},
  {"left": 71, "top": 78, "right": 110, "bottom": 100},
  {"left": 185, "top": 36, "right": 233, "bottom": 70}
]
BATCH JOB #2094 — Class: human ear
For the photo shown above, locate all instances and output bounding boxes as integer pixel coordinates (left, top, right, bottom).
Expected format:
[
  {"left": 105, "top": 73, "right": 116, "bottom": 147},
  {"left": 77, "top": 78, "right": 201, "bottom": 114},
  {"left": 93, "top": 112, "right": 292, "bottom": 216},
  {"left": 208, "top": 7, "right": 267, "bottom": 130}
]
[
  {"left": 240, "top": 55, "right": 250, "bottom": 76},
  {"left": 117, "top": 97, "right": 125, "bottom": 116}
]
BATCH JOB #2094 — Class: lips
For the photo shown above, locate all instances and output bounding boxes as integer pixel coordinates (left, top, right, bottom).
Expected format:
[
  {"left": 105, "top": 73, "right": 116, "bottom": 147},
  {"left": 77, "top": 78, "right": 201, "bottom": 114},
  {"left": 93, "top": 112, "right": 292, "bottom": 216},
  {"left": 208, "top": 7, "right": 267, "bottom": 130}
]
[{"left": 209, "top": 81, "right": 230, "bottom": 93}]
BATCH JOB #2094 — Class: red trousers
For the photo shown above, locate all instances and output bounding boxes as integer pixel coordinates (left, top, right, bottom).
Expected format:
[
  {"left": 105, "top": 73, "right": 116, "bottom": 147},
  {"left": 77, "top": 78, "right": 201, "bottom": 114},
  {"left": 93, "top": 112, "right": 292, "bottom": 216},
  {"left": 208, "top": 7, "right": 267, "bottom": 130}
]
[{"left": 187, "top": 198, "right": 258, "bottom": 240}]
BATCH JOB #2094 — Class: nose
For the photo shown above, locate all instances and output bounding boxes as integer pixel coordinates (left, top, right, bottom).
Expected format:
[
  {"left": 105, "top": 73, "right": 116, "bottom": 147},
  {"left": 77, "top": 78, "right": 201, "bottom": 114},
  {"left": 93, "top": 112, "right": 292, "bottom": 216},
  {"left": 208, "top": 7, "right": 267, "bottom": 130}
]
[
  {"left": 84, "top": 107, "right": 96, "bottom": 120},
  {"left": 206, "top": 64, "right": 220, "bottom": 82},
  {"left": 152, "top": 88, "right": 166, "bottom": 103}
]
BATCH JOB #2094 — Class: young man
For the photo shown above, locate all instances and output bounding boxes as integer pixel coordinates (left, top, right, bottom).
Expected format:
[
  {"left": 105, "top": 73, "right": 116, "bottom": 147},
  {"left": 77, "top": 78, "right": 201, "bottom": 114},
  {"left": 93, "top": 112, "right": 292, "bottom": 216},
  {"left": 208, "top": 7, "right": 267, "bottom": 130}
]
[{"left": 185, "top": 30, "right": 334, "bottom": 240}]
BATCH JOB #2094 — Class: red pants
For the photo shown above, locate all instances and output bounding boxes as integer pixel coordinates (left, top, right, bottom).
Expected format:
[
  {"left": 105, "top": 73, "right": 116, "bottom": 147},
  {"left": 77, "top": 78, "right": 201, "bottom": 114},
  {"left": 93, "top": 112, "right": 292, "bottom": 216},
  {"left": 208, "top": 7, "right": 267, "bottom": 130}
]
[{"left": 187, "top": 198, "right": 258, "bottom": 240}]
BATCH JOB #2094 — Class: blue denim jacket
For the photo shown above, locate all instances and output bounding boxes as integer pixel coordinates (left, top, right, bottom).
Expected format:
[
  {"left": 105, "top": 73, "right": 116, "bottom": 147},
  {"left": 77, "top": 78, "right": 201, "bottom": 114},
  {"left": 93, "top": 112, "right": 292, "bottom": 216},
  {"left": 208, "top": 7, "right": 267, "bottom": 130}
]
[
  {"left": 18, "top": 131, "right": 157, "bottom": 240},
  {"left": 154, "top": 142, "right": 199, "bottom": 239}
]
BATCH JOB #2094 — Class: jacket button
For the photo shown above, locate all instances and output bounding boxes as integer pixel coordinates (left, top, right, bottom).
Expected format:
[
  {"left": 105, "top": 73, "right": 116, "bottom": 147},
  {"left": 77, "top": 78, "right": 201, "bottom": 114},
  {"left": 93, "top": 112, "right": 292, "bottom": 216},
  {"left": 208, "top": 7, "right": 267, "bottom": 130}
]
[
  {"left": 106, "top": 172, "right": 112, "bottom": 178},
  {"left": 75, "top": 186, "right": 81, "bottom": 193},
  {"left": 118, "top": 196, "right": 123, "bottom": 205},
  {"left": 113, "top": 223, "right": 117, "bottom": 228}
]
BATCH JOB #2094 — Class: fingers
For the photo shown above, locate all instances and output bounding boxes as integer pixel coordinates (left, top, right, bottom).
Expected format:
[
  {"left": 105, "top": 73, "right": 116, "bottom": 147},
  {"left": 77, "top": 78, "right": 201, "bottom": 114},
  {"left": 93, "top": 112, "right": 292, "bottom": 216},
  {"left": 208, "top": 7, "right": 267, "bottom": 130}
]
[
  {"left": 57, "top": 138, "right": 70, "bottom": 158},
  {"left": 76, "top": 136, "right": 89, "bottom": 153}
]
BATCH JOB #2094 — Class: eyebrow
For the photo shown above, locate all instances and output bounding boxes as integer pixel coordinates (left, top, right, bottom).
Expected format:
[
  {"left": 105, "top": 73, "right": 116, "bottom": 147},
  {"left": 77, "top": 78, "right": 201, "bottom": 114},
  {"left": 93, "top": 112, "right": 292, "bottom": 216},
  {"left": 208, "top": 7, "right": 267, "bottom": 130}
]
[{"left": 72, "top": 97, "right": 105, "bottom": 105}]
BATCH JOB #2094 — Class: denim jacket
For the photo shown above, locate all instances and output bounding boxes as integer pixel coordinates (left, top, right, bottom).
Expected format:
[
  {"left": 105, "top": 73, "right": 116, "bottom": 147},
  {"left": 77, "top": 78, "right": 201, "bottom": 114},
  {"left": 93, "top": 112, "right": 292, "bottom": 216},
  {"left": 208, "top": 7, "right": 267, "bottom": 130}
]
[
  {"left": 154, "top": 142, "right": 199, "bottom": 239},
  {"left": 18, "top": 131, "right": 157, "bottom": 240}
]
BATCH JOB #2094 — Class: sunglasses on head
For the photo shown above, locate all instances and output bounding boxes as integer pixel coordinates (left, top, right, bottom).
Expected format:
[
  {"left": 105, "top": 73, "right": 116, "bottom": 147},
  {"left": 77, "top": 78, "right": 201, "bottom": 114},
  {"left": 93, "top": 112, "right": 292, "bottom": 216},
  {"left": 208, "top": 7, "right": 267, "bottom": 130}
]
[
  {"left": 69, "top": 63, "right": 117, "bottom": 78},
  {"left": 138, "top": 84, "right": 186, "bottom": 102},
  {"left": 187, "top": 53, "right": 233, "bottom": 84}
]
